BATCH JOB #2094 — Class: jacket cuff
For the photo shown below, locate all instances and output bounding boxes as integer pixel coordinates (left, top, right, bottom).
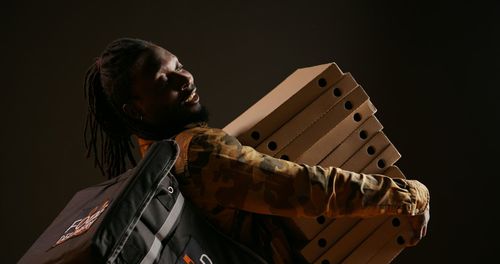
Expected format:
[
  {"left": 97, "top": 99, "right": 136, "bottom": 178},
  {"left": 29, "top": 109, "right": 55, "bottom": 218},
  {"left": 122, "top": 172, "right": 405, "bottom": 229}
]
[{"left": 406, "top": 180, "right": 430, "bottom": 215}]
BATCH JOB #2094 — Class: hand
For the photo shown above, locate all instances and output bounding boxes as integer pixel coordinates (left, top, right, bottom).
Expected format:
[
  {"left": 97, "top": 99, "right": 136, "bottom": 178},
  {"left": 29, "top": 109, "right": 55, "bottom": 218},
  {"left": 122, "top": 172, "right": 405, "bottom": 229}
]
[{"left": 405, "top": 204, "right": 430, "bottom": 246}]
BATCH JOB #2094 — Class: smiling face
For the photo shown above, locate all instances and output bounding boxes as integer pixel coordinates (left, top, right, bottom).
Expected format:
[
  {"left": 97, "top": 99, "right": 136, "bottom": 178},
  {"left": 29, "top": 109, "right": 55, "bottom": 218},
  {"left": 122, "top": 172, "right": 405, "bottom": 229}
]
[{"left": 125, "top": 45, "right": 207, "bottom": 134}]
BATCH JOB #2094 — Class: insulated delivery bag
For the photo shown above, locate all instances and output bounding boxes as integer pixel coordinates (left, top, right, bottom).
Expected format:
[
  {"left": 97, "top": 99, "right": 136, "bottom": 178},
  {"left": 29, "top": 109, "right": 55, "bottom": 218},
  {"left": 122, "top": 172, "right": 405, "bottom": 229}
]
[{"left": 19, "top": 140, "right": 268, "bottom": 264}]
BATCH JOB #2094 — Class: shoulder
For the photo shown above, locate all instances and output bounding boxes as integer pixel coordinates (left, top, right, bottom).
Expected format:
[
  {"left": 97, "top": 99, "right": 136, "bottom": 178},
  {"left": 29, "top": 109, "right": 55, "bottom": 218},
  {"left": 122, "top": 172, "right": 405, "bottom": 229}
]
[{"left": 180, "top": 125, "right": 242, "bottom": 149}]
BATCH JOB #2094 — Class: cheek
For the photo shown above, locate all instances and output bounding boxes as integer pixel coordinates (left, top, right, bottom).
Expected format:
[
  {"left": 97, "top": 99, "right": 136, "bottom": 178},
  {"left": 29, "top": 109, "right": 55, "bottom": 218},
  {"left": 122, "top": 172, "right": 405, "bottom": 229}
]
[
  {"left": 147, "top": 92, "right": 179, "bottom": 122},
  {"left": 162, "top": 90, "right": 180, "bottom": 105},
  {"left": 151, "top": 90, "right": 179, "bottom": 109}
]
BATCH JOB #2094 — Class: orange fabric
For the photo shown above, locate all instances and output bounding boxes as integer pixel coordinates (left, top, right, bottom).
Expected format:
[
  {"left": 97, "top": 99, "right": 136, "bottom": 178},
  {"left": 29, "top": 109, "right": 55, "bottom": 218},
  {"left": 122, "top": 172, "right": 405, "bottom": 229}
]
[{"left": 137, "top": 137, "right": 154, "bottom": 158}]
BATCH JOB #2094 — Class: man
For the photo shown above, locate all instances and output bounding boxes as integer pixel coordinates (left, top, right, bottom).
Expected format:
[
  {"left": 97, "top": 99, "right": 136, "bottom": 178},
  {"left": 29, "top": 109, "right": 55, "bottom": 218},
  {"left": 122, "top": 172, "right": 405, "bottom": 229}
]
[{"left": 84, "top": 38, "right": 430, "bottom": 263}]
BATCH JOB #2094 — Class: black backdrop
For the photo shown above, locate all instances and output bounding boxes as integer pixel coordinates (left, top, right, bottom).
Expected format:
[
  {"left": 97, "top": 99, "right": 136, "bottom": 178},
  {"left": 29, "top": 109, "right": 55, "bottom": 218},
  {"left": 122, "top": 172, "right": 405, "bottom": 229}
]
[{"left": 1, "top": 0, "right": 498, "bottom": 263}]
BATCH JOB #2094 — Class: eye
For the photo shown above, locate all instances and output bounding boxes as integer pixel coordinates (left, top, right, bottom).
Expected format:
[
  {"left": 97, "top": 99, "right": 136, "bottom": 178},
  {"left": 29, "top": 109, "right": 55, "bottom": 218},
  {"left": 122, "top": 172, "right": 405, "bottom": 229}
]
[
  {"left": 158, "top": 74, "right": 169, "bottom": 89},
  {"left": 175, "top": 64, "right": 184, "bottom": 72}
]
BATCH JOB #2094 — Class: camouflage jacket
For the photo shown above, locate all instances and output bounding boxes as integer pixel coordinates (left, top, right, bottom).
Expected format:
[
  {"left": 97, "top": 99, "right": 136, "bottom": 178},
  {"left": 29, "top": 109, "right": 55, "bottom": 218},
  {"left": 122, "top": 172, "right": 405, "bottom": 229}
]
[{"left": 138, "top": 123, "right": 430, "bottom": 263}]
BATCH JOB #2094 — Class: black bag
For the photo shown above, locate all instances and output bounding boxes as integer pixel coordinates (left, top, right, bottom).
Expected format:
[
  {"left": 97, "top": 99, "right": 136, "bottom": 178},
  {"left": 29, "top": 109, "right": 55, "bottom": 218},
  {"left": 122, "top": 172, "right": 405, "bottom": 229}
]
[{"left": 19, "top": 140, "right": 268, "bottom": 264}]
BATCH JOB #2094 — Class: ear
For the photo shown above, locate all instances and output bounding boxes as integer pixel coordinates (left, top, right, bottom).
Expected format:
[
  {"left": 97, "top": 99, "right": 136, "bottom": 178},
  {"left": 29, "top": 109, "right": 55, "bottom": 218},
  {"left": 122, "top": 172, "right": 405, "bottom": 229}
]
[{"left": 122, "top": 103, "right": 142, "bottom": 120}]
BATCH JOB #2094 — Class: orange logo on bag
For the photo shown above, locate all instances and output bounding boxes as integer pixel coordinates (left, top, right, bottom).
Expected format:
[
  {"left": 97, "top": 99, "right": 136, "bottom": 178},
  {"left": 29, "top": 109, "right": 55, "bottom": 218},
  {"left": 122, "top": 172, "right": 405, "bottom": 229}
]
[
  {"left": 54, "top": 200, "right": 110, "bottom": 246},
  {"left": 183, "top": 254, "right": 195, "bottom": 264}
]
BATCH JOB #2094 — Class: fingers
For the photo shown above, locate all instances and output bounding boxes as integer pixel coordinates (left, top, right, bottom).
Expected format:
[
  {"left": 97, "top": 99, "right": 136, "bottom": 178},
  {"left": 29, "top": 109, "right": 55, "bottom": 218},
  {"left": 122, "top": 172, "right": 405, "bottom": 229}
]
[
  {"left": 422, "top": 224, "right": 427, "bottom": 237},
  {"left": 407, "top": 225, "right": 424, "bottom": 247},
  {"left": 405, "top": 208, "right": 430, "bottom": 247}
]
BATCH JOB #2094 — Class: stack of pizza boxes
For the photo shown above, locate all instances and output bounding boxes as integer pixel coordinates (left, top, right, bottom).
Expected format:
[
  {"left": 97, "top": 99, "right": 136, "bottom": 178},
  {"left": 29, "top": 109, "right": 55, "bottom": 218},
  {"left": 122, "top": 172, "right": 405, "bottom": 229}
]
[{"left": 224, "top": 63, "right": 415, "bottom": 264}]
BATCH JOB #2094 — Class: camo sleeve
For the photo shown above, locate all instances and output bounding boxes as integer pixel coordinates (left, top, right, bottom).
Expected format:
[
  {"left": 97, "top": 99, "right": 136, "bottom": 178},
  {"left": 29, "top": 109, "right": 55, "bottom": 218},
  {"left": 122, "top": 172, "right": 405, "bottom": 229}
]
[{"left": 179, "top": 126, "right": 429, "bottom": 218}]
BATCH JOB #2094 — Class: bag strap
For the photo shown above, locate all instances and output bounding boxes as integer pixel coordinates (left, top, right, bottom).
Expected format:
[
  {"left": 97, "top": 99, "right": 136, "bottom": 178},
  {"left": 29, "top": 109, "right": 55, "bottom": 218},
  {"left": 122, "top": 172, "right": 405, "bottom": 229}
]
[
  {"left": 104, "top": 140, "right": 180, "bottom": 263},
  {"left": 138, "top": 182, "right": 185, "bottom": 264}
]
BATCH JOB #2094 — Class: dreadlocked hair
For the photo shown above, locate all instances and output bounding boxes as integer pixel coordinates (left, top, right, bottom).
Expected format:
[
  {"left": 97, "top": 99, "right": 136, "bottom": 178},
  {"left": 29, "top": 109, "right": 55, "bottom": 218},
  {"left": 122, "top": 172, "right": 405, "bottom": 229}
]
[{"left": 84, "top": 38, "right": 153, "bottom": 178}]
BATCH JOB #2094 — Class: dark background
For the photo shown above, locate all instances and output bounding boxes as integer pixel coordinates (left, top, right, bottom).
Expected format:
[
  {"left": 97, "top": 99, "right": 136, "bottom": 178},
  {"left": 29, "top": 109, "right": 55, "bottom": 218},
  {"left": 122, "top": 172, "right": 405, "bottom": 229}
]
[{"left": 1, "top": 0, "right": 498, "bottom": 263}]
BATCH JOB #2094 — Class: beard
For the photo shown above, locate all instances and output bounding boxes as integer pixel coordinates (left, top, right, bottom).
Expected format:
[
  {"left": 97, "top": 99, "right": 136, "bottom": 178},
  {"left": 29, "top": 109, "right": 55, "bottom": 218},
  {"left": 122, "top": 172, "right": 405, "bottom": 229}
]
[
  {"left": 164, "top": 104, "right": 210, "bottom": 132},
  {"left": 130, "top": 104, "right": 210, "bottom": 140}
]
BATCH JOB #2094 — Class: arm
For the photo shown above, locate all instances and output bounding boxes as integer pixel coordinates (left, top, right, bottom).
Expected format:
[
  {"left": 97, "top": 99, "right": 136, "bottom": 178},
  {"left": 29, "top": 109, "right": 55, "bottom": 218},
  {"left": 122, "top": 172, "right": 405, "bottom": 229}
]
[{"left": 178, "top": 126, "right": 429, "bottom": 219}]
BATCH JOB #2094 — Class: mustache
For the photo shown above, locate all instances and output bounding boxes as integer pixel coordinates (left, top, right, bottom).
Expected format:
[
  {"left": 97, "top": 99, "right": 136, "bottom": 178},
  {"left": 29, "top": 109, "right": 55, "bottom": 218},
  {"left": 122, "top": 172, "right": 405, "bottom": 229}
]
[
  {"left": 179, "top": 84, "right": 198, "bottom": 102},
  {"left": 181, "top": 83, "right": 196, "bottom": 92}
]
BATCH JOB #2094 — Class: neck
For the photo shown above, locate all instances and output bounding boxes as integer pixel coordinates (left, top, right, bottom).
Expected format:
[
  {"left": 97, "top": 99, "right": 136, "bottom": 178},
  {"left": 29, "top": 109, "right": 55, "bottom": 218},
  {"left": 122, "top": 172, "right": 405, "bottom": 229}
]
[{"left": 135, "top": 122, "right": 207, "bottom": 157}]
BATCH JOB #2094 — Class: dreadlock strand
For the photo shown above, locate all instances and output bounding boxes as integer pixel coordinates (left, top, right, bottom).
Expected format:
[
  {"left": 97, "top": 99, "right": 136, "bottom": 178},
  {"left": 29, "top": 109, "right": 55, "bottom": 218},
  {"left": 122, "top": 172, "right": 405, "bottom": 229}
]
[
  {"left": 84, "top": 61, "right": 109, "bottom": 177},
  {"left": 83, "top": 38, "right": 153, "bottom": 178},
  {"left": 126, "top": 138, "right": 138, "bottom": 167}
]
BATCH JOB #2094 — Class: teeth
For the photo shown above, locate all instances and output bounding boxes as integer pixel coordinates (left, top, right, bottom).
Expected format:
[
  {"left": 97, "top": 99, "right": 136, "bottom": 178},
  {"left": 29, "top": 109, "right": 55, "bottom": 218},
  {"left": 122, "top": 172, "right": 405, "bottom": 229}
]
[{"left": 185, "top": 88, "right": 197, "bottom": 102}]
